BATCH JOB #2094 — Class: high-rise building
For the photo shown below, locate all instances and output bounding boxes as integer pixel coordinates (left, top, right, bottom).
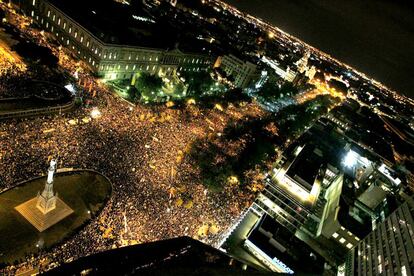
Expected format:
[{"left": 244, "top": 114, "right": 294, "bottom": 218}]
[{"left": 341, "top": 198, "right": 414, "bottom": 276}]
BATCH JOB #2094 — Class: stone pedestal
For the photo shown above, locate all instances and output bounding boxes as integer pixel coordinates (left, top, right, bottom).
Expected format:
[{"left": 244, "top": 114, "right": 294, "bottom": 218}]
[{"left": 15, "top": 197, "right": 73, "bottom": 232}]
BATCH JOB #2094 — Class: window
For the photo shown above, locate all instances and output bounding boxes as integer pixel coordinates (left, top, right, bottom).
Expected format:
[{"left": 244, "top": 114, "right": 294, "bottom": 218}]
[
  {"left": 47, "top": 10, "right": 50, "bottom": 17},
  {"left": 52, "top": 14, "right": 55, "bottom": 21},
  {"left": 63, "top": 22, "right": 66, "bottom": 29},
  {"left": 339, "top": 238, "right": 346, "bottom": 244},
  {"left": 346, "top": 243, "right": 353, "bottom": 249},
  {"left": 32, "top": 0, "right": 36, "bottom": 6},
  {"left": 80, "top": 36, "right": 84, "bottom": 43},
  {"left": 68, "top": 27, "right": 72, "bottom": 34},
  {"left": 57, "top": 18, "right": 61, "bottom": 25},
  {"left": 74, "top": 31, "right": 78, "bottom": 38}
]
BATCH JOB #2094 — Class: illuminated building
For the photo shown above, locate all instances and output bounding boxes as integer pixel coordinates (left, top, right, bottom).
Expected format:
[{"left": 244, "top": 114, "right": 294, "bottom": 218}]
[
  {"left": 22, "top": 0, "right": 213, "bottom": 80},
  {"left": 252, "top": 143, "right": 346, "bottom": 239},
  {"left": 341, "top": 199, "right": 414, "bottom": 276},
  {"left": 261, "top": 56, "right": 297, "bottom": 82},
  {"left": 306, "top": 65, "right": 317, "bottom": 80},
  {"left": 295, "top": 51, "right": 310, "bottom": 74},
  {"left": 216, "top": 55, "right": 258, "bottom": 88}
]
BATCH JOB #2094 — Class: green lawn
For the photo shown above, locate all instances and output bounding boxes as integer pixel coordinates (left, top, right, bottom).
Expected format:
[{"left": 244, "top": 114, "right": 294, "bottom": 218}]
[{"left": 0, "top": 171, "right": 111, "bottom": 265}]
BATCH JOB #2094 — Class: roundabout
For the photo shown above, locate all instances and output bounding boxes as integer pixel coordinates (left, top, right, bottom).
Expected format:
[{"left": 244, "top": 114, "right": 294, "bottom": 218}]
[{"left": 0, "top": 169, "right": 111, "bottom": 265}]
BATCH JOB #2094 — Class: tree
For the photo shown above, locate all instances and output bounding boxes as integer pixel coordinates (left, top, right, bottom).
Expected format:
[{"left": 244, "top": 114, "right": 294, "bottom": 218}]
[
  {"left": 257, "top": 81, "right": 299, "bottom": 102},
  {"left": 134, "top": 72, "right": 163, "bottom": 101},
  {"left": 181, "top": 70, "right": 214, "bottom": 97}
]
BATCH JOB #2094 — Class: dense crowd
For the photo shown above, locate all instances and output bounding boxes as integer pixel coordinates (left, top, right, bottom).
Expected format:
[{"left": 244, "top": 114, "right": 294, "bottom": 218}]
[
  {"left": 0, "top": 5, "right": 268, "bottom": 273},
  {"left": 0, "top": 67, "right": 265, "bottom": 274}
]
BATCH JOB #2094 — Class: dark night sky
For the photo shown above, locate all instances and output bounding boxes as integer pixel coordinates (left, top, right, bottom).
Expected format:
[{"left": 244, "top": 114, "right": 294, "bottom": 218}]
[{"left": 224, "top": 0, "right": 414, "bottom": 99}]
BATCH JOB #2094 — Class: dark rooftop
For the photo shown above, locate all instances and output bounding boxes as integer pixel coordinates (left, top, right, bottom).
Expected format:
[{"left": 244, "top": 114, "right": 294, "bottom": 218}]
[
  {"left": 46, "top": 236, "right": 264, "bottom": 275},
  {"left": 286, "top": 144, "right": 323, "bottom": 192},
  {"left": 247, "top": 215, "right": 325, "bottom": 274},
  {"left": 47, "top": 0, "right": 204, "bottom": 51}
]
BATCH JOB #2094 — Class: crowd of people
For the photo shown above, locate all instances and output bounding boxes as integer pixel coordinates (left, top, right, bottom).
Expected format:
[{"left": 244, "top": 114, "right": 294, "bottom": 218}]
[
  {"left": 0, "top": 77, "right": 263, "bottom": 273},
  {"left": 0, "top": 5, "right": 268, "bottom": 274}
]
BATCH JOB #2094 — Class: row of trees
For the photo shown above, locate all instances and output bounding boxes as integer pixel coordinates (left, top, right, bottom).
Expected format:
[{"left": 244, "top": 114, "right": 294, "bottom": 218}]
[
  {"left": 189, "top": 94, "right": 340, "bottom": 192},
  {"left": 256, "top": 80, "right": 299, "bottom": 102},
  {"left": 126, "top": 69, "right": 228, "bottom": 104}
]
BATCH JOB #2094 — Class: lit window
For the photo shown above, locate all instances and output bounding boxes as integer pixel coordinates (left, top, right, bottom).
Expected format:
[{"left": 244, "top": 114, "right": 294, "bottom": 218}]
[
  {"left": 339, "top": 238, "right": 346, "bottom": 244},
  {"left": 47, "top": 10, "right": 50, "bottom": 17},
  {"left": 66, "top": 40, "right": 69, "bottom": 45},
  {"left": 126, "top": 65, "right": 129, "bottom": 70},
  {"left": 63, "top": 22, "right": 66, "bottom": 29},
  {"left": 346, "top": 243, "right": 353, "bottom": 249},
  {"left": 57, "top": 18, "right": 61, "bottom": 25},
  {"left": 332, "top": 232, "right": 339, "bottom": 239},
  {"left": 52, "top": 14, "right": 55, "bottom": 21},
  {"left": 68, "top": 27, "right": 72, "bottom": 34},
  {"left": 74, "top": 32, "right": 77, "bottom": 38},
  {"left": 80, "top": 36, "right": 84, "bottom": 43},
  {"left": 86, "top": 41, "right": 90, "bottom": 47},
  {"left": 32, "top": 0, "right": 36, "bottom": 5}
]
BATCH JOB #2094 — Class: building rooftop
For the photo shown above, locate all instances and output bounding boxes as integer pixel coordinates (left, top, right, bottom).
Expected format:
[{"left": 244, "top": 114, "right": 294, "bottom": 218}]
[
  {"left": 286, "top": 144, "right": 323, "bottom": 192},
  {"left": 247, "top": 215, "right": 325, "bottom": 274},
  {"left": 47, "top": 0, "right": 209, "bottom": 53},
  {"left": 46, "top": 236, "right": 261, "bottom": 275}
]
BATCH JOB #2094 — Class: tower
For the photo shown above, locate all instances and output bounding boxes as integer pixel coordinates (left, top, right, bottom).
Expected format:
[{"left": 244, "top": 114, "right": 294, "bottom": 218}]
[
  {"left": 36, "top": 159, "right": 58, "bottom": 214},
  {"left": 306, "top": 66, "right": 317, "bottom": 80},
  {"left": 15, "top": 158, "right": 73, "bottom": 232},
  {"left": 296, "top": 51, "right": 310, "bottom": 74}
]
